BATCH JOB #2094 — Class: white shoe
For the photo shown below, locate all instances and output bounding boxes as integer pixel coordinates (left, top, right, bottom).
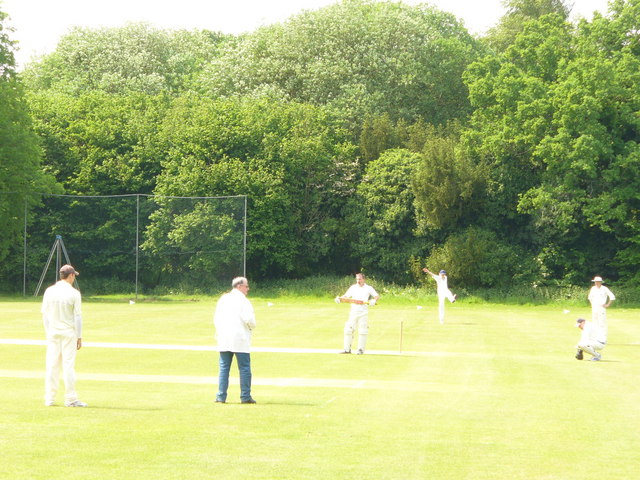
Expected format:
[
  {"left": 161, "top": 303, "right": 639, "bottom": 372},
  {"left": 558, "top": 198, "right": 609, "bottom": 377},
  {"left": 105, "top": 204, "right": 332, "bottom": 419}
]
[
  {"left": 356, "top": 349, "right": 364, "bottom": 355},
  {"left": 590, "top": 354, "right": 602, "bottom": 362},
  {"left": 45, "top": 401, "right": 55, "bottom": 407},
  {"left": 65, "top": 400, "right": 88, "bottom": 407}
]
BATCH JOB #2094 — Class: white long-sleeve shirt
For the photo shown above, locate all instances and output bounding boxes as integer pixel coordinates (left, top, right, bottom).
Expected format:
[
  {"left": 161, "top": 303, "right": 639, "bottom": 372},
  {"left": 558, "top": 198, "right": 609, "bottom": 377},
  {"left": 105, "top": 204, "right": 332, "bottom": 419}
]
[
  {"left": 214, "top": 288, "right": 256, "bottom": 353},
  {"left": 41, "top": 280, "right": 82, "bottom": 338}
]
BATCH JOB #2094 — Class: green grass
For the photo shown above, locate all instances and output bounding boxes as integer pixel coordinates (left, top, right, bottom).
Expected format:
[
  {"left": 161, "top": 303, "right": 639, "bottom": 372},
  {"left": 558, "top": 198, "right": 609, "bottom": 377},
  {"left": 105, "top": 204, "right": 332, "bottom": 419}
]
[{"left": 1, "top": 296, "right": 639, "bottom": 479}]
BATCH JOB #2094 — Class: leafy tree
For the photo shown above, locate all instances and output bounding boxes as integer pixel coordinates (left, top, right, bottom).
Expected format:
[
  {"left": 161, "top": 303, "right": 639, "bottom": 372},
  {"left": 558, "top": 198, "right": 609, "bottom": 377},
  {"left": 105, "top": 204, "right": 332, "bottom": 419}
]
[
  {"left": 345, "top": 149, "right": 425, "bottom": 282},
  {"left": 147, "top": 95, "right": 358, "bottom": 278},
  {"left": 0, "top": 7, "right": 57, "bottom": 279},
  {"left": 462, "top": 14, "right": 574, "bottom": 240},
  {"left": 519, "top": 0, "right": 640, "bottom": 283},
  {"left": 22, "top": 23, "right": 228, "bottom": 95},
  {"left": 412, "top": 124, "right": 488, "bottom": 234},
  {"left": 198, "top": 0, "right": 484, "bottom": 128},
  {"left": 21, "top": 91, "right": 169, "bottom": 286},
  {"left": 27, "top": 91, "right": 168, "bottom": 194},
  {"left": 463, "top": 1, "right": 640, "bottom": 285},
  {"left": 484, "top": 0, "right": 572, "bottom": 52}
]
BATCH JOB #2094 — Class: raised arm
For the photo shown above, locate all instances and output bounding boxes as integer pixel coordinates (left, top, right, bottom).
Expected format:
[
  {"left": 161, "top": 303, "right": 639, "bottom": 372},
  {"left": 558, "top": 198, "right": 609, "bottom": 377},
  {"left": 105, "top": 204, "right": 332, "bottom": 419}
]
[{"left": 422, "top": 267, "right": 437, "bottom": 280}]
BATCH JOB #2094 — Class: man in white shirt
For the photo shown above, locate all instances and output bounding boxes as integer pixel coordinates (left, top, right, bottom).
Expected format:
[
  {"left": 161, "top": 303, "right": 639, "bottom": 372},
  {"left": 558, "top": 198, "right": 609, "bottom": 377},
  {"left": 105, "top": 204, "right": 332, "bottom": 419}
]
[
  {"left": 214, "top": 277, "right": 256, "bottom": 404},
  {"left": 41, "top": 264, "right": 87, "bottom": 407},
  {"left": 575, "top": 318, "right": 604, "bottom": 361},
  {"left": 587, "top": 276, "right": 615, "bottom": 344},
  {"left": 336, "top": 273, "right": 379, "bottom": 354},
  {"left": 423, "top": 267, "right": 457, "bottom": 324}
]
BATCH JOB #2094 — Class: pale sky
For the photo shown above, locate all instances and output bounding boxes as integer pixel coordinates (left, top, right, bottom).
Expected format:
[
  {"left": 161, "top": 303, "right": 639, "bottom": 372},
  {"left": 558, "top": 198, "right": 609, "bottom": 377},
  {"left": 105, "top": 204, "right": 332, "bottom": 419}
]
[{"left": 2, "top": 0, "right": 612, "bottom": 69}]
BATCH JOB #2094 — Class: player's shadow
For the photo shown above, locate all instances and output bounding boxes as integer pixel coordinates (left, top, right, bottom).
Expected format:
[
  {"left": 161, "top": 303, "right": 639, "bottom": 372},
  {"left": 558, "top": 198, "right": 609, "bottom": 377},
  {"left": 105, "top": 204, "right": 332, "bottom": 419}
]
[{"left": 227, "top": 400, "right": 318, "bottom": 406}]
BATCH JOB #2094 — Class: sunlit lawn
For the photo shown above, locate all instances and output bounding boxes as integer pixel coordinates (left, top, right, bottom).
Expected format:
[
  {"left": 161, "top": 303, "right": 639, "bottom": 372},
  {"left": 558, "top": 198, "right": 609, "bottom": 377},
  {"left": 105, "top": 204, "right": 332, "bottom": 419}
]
[{"left": 1, "top": 296, "right": 638, "bottom": 479}]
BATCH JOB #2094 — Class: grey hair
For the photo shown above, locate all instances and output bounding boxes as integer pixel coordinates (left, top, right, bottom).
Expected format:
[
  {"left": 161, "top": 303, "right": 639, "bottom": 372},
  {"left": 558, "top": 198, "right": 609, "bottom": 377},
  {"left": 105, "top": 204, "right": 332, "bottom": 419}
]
[{"left": 232, "top": 276, "right": 248, "bottom": 288}]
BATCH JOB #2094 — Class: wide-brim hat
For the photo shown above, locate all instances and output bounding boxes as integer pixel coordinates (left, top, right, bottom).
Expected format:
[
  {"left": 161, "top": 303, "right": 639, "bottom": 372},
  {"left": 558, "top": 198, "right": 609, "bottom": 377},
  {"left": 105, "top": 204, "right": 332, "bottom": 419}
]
[{"left": 591, "top": 276, "right": 603, "bottom": 282}]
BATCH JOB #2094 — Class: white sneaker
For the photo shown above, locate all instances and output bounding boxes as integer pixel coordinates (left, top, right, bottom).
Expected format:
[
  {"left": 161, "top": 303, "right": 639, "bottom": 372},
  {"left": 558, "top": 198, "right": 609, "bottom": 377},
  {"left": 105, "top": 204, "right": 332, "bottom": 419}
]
[
  {"left": 45, "top": 401, "right": 55, "bottom": 407},
  {"left": 590, "top": 354, "right": 602, "bottom": 362},
  {"left": 65, "top": 400, "right": 88, "bottom": 407}
]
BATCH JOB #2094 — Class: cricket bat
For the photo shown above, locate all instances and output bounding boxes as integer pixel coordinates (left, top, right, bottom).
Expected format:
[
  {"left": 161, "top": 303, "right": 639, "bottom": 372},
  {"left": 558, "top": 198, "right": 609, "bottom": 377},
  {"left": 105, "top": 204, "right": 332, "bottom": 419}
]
[{"left": 337, "top": 297, "right": 371, "bottom": 305}]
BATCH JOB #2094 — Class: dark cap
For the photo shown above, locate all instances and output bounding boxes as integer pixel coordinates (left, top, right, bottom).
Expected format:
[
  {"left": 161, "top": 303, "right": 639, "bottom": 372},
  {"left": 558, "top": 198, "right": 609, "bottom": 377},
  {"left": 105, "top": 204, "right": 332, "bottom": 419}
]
[
  {"left": 439, "top": 270, "right": 446, "bottom": 275},
  {"left": 575, "top": 318, "right": 585, "bottom": 327},
  {"left": 59, "top": 264, "right": 79, "bottom": 277}
]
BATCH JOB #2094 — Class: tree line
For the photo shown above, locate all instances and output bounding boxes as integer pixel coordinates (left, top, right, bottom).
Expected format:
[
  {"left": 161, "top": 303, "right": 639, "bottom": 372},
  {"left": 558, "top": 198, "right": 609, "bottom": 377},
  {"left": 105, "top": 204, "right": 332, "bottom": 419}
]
[{"left": 1, "top": 0, "right": 639, "bottom": 292}]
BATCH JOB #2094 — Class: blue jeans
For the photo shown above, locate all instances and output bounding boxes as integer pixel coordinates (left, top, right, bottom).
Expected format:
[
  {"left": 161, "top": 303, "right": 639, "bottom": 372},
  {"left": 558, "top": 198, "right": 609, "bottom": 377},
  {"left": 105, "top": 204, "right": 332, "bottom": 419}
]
[{"left": 216, "top": 351, "right": 252, "bottom": 402}]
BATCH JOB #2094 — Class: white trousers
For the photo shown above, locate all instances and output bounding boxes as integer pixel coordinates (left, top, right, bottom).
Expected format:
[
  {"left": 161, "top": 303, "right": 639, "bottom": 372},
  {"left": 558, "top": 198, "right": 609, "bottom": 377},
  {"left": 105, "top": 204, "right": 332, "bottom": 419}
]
[
  {"left": 577, "top": 341, "right": 604, "bottom": 358},
  {"left": 437, "top": 292, "right": 455, "bottom": 324},
  {"left": 591, "top": 306, "right": 607, "bottom": 343},
  {"left": 344, "top": 309, "right": 368, "bottom": 352},
  {"left": 45, "top": 334, "right": 78, "bottom": 404}
]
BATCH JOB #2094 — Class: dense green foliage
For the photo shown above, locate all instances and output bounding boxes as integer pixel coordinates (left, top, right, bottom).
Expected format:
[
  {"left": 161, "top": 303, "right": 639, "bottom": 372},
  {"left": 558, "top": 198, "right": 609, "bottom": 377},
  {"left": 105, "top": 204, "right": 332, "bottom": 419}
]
[
  {"left": 197, "top": 0, "right": 484, "bottom": 128},
  {"left": 0, "top": 10, "right": 56, "bottom": 272},
  {"left": 150, "top": 95, "right": 357, "bottom": 278},
  {"left": 462, "top": 2, "right": 640, "bottom": 286},
  {"left": 21, "top": 23, "right": 228, "bottom": 95},
  {"left": 1, "top": 0, "right": 639, "bottom": 293}
]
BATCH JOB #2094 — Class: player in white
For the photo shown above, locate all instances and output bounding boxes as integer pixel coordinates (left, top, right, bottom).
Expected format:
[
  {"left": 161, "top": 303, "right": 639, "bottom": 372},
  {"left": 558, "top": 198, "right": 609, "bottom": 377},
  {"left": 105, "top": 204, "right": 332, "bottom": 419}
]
[
  {"left": 423, "top": 267, "right": 457, "bottom": 324},
  {"left": 574, "top": 318, "right": 604, "bottom": 361},
  {"left": 41, "top": 264, "right": 87, "bottom": 407},
  {"left": 337, "top": 273, "right": 379, "bottom": 354},
  {"left": 587, "top": 276, "right": 615, "bottom": 345}
]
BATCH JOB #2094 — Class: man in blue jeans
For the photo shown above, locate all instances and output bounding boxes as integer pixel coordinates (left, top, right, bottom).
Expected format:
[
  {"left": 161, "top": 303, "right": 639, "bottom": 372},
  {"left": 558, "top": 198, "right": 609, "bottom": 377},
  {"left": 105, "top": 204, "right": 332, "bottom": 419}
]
[{"left": 214, "top": 276, "right": 257, "bottom": 404}]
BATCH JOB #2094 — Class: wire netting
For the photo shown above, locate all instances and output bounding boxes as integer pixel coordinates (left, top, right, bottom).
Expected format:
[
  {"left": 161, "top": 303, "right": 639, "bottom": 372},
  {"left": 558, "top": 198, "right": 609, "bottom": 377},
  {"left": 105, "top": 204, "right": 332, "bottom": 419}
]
[{"left": 0, "top": 193, "right": 246, "bottom": 296}]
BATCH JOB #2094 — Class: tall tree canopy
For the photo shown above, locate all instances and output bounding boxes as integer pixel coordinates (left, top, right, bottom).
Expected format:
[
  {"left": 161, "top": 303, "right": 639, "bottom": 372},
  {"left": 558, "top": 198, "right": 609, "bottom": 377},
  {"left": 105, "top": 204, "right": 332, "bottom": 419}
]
[
  {"left": 6, "top": 0, "right": 639, "bottom": 291},
  {"left": 462, "top": 0, "right": 640, "bottom": 285},
  {"left": 21, "top": 23, "right": 228, "bottom": 95},
  {"left": 345, "top": 148, "right": 424, "bottom": 282},
  {"left": 484, "top": 0, "right": 573, "bottom": 51},
  {"left": 149, "top": 95, "right": 358, "bottom": 278},
  {"left": 0, "top": 8, "right": 56, "bottom": 268},
  {"left": 197, "top": 0, "right": 485, "bottom": 128}
]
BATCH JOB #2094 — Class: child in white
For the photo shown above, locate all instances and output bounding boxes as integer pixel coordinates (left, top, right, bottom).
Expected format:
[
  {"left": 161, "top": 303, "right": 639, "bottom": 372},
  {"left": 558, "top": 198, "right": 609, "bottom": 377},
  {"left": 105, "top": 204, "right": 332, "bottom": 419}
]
[
  {"left": 587, "top": 276, "right": 615, "bottom": 344},
  {"left": 338, "top": 273, "right": 379, "bottom": 354},
  {"left": 575, "top": 318, "right": 604, "bottom": 361},
  {"left": 423, "top": 267, "right": 456, "bottom": 324}
]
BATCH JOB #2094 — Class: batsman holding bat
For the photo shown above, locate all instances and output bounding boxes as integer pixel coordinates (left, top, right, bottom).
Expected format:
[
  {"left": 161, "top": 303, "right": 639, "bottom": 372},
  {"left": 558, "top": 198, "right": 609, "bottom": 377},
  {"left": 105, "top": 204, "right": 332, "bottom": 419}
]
[{"left": 335, "top": 273, "right": 379, "bottom": 354}]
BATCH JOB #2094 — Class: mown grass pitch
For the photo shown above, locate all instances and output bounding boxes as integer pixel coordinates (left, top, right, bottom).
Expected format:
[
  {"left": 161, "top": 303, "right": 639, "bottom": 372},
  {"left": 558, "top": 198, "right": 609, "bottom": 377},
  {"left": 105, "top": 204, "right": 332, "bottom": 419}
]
[{"left": 1, "top": 296, "right": 639, "bottom": 479}]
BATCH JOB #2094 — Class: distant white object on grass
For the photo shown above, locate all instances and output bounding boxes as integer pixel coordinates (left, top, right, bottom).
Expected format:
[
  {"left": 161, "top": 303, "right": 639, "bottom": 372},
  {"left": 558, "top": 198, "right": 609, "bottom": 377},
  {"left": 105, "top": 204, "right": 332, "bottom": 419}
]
[
  {"left": 129, "top": 300, "right": 135, "bottom": 305},
  {"left": 416, "top": 305, "right": 423, "bottom": 310},
  {"left": 267, "top": 302, "right": 274, "bottom": 307},
  {"left": 563, "top": 309, "right": 570, "bottom": 314}
]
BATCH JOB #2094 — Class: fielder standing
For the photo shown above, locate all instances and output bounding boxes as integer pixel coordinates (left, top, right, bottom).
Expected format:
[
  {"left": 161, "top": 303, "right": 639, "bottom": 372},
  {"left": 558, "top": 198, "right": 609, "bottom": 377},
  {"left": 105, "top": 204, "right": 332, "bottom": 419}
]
[
  {"left": 423, "top": 267, "right": 457, "bottom": 324},
  {"left": 214, "top": 276, "right": 257, "bottom": 404},
  {"left": 336, "top": 273, "right": 379, "bottom": 354},
  {"left": 41, "top": 264, "right": 87, "bottom": 407},
  {"left": 587, "top": 276, "right": 615, "bottom": 345}
]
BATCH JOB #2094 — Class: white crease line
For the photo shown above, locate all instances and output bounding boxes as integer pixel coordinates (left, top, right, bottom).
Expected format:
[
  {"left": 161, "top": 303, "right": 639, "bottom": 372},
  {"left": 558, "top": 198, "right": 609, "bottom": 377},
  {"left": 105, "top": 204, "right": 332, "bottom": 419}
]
[
  {"left": 1, "top": 339, "right": 431, "bottom": 356},
  {"left": 0, "top": 369, "right": 444, "bottom": 391}
]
